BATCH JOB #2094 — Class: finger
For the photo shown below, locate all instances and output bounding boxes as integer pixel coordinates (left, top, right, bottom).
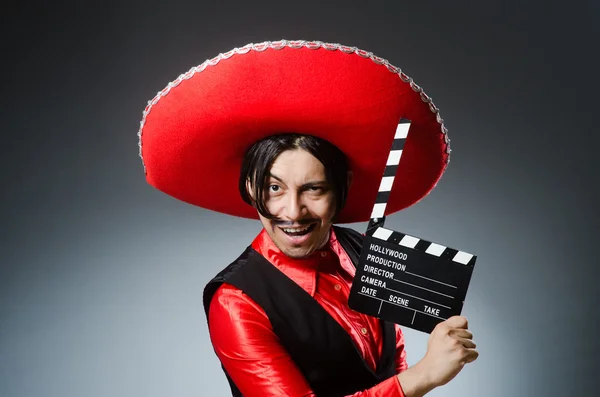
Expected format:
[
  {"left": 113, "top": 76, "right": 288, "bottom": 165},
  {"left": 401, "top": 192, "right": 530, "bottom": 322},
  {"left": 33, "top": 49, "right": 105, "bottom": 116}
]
[
  {"left": 456, "top": 337, "right": 476, "bottom": 349},
  {"left": 450, "top": 328, "right": 473, "bottom": 339},
  {"left": 444, "top": 316, "right": 468, "bottom": 329},
  {"left": 463, "top": 348, "right": 479, "bottom": 363}
]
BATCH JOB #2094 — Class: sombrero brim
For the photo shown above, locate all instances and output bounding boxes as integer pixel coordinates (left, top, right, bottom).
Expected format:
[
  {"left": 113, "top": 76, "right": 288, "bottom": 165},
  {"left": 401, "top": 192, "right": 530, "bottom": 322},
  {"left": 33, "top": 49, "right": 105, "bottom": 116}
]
[{"left": 138, "top": 40, "right": 450, "bottom": 223}]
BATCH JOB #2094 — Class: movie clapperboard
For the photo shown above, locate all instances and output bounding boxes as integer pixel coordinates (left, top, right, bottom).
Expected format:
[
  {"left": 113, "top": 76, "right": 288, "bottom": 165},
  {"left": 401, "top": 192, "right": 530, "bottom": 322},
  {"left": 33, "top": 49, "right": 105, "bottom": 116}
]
[{"left": 348, "top": 119, "right": 477, "bottom": 334}]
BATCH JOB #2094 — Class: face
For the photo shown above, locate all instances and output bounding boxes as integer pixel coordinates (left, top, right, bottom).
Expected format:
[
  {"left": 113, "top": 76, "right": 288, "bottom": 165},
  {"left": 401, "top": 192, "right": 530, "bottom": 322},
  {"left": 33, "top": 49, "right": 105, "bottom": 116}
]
[{"left": 253, "top": 149, "right": 336, "bottom": 259}]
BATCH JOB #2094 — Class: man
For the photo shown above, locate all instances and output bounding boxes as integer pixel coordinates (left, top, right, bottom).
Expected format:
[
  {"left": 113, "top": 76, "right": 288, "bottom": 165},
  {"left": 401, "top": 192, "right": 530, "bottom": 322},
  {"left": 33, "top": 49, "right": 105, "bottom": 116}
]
[{"left": 138, "top": 40, "right": 478, "bottom": 396}]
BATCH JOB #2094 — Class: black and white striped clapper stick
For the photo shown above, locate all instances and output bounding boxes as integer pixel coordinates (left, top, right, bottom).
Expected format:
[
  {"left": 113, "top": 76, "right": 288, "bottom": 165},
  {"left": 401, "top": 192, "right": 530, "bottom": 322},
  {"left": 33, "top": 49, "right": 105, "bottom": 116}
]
[
  {"left": 348, "top": 118, "right": 477, "bottom": 334},
  {"left": 366, "top": 118, "right": 410, "bottom": 233}
]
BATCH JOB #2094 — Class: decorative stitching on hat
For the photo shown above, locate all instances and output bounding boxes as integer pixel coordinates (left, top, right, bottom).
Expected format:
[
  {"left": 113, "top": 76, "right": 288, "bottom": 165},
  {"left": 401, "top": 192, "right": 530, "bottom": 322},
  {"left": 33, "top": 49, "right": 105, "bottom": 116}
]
[{"left": 137, "top": 40, "right": 451, "bottom": 174}]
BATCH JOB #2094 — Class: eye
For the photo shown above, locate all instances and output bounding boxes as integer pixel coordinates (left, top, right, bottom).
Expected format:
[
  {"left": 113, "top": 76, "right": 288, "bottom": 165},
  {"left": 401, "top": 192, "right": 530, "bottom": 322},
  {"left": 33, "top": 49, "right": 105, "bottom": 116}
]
[
  {"left": 305, "top": 184, "right": 327, "bottom": 193},
  {"left": 269, "top": 185, "right": 281, "bottom": 192}
]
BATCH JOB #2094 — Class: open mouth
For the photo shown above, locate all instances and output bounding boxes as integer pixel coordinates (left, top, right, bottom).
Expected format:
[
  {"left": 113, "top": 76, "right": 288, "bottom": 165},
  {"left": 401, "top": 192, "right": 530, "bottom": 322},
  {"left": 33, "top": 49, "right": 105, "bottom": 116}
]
[{"left": 279, "top": 224, "right": 316, "bottom": 236}]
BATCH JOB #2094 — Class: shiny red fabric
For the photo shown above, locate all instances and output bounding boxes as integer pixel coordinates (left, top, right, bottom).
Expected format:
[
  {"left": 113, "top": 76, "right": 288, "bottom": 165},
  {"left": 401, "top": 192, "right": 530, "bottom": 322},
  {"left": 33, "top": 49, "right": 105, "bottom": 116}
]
[{"left": 209, "top": 228, "right": 408, "bottom": 396}]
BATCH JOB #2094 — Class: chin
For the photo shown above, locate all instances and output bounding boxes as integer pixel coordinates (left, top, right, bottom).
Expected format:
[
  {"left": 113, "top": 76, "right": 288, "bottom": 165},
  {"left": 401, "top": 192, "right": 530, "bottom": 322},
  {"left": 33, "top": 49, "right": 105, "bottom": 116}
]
[{"left": 281, "top": 246, "right": 317, "bottom": 259}]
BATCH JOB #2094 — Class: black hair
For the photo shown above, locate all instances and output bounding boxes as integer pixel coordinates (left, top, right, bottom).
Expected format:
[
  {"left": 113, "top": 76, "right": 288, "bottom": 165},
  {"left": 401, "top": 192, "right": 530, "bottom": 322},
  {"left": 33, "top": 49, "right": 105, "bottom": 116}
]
[{"left": 239, "top": 134, "right": 350, "bottom": 220}]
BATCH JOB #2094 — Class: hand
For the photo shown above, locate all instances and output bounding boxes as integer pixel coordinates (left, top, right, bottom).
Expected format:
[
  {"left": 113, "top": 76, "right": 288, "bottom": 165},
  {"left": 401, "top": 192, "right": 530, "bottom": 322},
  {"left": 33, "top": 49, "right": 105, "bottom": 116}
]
[{"left": 419, "top": 316, "right": 479, "bottom": 387}]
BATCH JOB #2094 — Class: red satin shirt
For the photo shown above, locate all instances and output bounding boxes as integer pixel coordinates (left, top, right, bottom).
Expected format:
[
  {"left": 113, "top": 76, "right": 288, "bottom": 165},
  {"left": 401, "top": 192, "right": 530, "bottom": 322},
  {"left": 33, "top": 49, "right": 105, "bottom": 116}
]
[{"left": 209, "top": 228, "right": 408, "bottom": 396}]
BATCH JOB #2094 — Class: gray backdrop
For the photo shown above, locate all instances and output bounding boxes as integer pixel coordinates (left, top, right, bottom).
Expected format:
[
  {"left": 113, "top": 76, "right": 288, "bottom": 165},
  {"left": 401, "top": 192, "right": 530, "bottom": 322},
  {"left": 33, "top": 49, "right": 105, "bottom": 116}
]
[{"left": 2, "top": 1, "right": 599, "bottom": 396}]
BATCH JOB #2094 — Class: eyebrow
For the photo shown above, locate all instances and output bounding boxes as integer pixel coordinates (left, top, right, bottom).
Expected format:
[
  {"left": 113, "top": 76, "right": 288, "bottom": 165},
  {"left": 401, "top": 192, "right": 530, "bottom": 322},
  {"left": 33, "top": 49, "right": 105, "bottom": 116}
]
[
  {"left": 268, "top": 173, "right": 284, "bottom": 183},
  {"left": 268, "top": 173, "right": 328, "bottom": 187}
]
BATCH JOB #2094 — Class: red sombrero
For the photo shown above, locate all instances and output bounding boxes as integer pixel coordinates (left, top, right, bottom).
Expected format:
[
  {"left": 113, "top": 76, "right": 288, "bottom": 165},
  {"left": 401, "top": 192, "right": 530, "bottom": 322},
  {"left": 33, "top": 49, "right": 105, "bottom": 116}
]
[{"left": 138, "top": 40, "right": 450, "bottom": 223}]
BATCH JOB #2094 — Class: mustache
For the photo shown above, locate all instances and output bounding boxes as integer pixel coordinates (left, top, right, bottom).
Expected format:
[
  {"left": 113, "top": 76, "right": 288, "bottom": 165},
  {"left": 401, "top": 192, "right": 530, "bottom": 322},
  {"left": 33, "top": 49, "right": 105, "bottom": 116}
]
[{"left": 272, "top": 219, "right": 319, "bottom": 227}]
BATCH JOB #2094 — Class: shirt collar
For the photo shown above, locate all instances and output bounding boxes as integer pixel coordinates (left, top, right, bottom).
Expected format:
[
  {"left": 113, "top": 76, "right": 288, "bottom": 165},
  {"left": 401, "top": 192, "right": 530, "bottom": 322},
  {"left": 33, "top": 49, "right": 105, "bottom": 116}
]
[{"left": 251, "top": 227, "right": 356, "bottom": 297}]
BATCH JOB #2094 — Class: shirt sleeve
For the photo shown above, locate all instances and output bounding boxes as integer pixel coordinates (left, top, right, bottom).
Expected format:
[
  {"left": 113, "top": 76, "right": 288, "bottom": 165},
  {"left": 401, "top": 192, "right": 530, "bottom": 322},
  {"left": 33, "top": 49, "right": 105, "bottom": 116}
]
[
  {"left": 395, "top": 324, "right": 409, "bottom": 373},
  {"left": 208, "top": 284, "right": 406, "bottom": 397}
]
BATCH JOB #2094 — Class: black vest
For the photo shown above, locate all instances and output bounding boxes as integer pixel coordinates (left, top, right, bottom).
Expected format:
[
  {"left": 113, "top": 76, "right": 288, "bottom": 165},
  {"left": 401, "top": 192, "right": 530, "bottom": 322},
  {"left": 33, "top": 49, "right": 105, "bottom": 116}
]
[{"left": 203, "top": 226, "right": 397, "bottom": 397}]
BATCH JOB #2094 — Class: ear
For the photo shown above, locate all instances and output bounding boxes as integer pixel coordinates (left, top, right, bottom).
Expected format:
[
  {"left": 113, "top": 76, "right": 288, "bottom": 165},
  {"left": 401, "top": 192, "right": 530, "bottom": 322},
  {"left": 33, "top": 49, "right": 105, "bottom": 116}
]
[{"left": 246, "top": 178, "right": 256, "bottom": 204}]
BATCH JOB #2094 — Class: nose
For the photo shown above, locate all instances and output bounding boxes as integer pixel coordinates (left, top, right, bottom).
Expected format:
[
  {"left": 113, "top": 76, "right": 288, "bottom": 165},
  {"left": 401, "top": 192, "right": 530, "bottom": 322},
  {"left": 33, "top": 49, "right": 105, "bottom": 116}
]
[{"left": 282, "top": 192, "right": 306, "bottom": 221}]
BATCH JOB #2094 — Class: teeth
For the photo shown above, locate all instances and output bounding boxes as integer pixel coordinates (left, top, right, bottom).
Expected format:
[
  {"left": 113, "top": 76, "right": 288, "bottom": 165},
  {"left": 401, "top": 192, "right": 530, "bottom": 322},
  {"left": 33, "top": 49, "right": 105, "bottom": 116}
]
[{"left": 282, "top": 226, "right": 310, "bottom": 233}]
